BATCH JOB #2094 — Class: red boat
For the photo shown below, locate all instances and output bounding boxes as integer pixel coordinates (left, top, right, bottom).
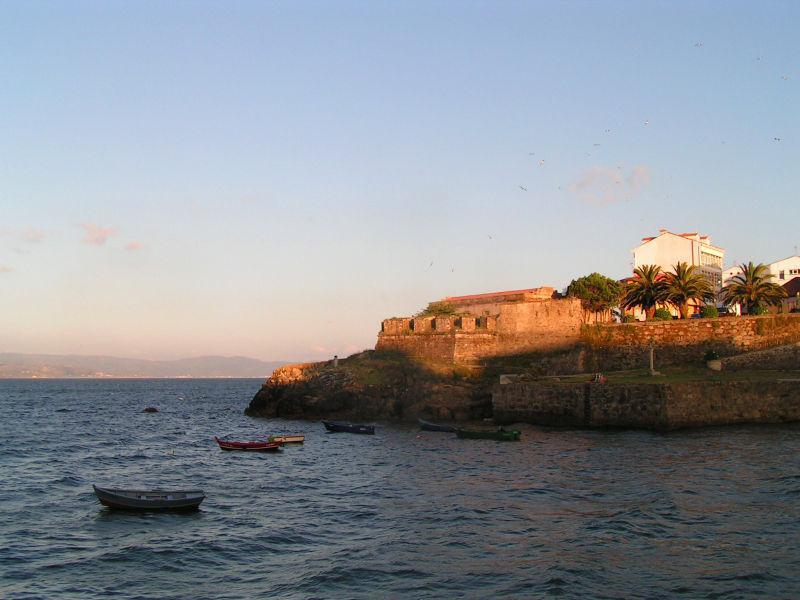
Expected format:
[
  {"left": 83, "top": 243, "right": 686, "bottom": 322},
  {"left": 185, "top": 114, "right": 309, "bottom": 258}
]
[{"left": 213, "top": 436, "right": 282, "bottom": 452}]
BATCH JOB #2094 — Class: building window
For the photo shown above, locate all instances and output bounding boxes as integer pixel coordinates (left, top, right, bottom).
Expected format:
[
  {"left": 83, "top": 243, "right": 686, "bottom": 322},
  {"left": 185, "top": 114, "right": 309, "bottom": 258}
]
[
  {"left": 700, "top": 252, "right": 722, "bottom": 269},
  {"left": 780, "top": 270, "right": 785, "bottom": 280}
]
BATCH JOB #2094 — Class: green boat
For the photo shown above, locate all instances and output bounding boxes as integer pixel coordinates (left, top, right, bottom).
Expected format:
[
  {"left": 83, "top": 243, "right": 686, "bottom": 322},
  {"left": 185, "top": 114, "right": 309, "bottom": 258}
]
[{"left": 456, "top": 428, "right": 521, "bottom": 441}]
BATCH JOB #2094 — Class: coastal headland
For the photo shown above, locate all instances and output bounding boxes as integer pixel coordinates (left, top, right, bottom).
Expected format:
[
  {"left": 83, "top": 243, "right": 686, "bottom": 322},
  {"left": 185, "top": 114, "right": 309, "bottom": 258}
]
[{"left": 247, "top": 293, "right": 800, "bottom": 430}]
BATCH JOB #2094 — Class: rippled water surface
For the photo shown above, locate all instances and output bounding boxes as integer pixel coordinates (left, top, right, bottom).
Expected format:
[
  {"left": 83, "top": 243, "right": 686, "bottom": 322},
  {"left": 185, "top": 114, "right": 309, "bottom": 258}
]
[{"left": 2, "top": 379, "right": 800, "bottom": 598}]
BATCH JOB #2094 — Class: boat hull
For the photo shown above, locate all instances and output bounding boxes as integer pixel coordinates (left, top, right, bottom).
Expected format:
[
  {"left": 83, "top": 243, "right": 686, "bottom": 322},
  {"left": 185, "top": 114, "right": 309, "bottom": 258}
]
[
  {"left": 269, "top": 435, "right": 305, "bottom": 444},
  {"left": 93, "top": 485, "right": 205, "bottom": 510},
  {"left": 418, "top": 419, "right": 457, "bottom": 433},
  {"left": 323, "top": 421, "right": 375, "bottom": 435},
  {"left": 456, "top": 429, "right": 521, "bottom": 441},
  {"left": 214, "top": 437, "right": 282, "bottom": 452}
]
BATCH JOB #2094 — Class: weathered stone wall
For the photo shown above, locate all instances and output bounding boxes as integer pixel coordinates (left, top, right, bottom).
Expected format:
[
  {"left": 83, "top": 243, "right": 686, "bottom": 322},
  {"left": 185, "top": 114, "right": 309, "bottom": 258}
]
[
  {"left": 721, "top": 342, "right": 800, "bottom": 371},
  {"left": 583, "top": 314, "right": 800, "bottom": 367},
  {"left": 377, "top": 309, "right": 800, "bottom": 373},
  {"left": 377, "top": 298, "right": 584, "bottom": 368},
  {"left": 493, "top": 379, "right": 800, "bottom": 430},
  {"left": 443, "top": 287, "right": 556, "bottom": 316}
]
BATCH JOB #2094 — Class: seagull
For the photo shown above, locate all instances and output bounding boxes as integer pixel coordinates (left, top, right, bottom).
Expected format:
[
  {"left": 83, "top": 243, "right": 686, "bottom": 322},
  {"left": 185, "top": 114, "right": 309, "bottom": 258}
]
[
  {"left": 782, "top": 75, "right": 790, "bottom": 81},
  {"left": 604, "top": 129, "right": 612, "bottom": 133},
  {"left": 694, "top": 41, "right": 703, "bottom": 48},
  {"left": 487, "top": 234, "right": 493, "bottom": 239},
  {"left": 773, "top": 137, "right": 782, "bottom": 142},
  {"left": 519, "top": 185, "right": 528, "bottom": 191},
  {"left": 593, "top": 143, "right": 601, "bottom": 147},
  {"left": 528, "top": 152, "right": 536, "bottom": 156},
  {"left": 428, "top": 261, "right": 433, "bottom": 268},
  {"left": 644, "top": 120, "right": 650, "bottom": 126},
  {"left": 539, "top": 159, "right": 545, "bottom": 166}
]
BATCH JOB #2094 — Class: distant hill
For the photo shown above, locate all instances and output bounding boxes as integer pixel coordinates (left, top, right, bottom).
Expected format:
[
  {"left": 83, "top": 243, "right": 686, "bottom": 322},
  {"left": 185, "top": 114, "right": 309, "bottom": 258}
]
[{"left": 0, "top": 353, "right": 287, "bottom": 379}]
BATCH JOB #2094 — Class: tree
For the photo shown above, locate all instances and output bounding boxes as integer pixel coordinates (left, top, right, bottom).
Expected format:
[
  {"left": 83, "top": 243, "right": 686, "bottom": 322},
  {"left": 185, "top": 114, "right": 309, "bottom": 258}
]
[
  {"left": 722, "top": 262, "right": 786, "bottom": 314},
  {"left": 666, "top": 261, "right": 715, "bottom": 319},
  {"left": 621, "top": 264, "right": 670, "bottom": 320},
  {"left": 415, "top": 301, "right": 457, "bottom": 317},
  {"left": 566, "top": 273, "right": 623, "bottom": 323}
]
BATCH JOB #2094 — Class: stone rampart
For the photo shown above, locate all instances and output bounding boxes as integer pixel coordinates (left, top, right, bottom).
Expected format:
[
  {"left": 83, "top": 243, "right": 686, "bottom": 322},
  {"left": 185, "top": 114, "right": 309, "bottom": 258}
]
[
  {"left": 376, "top": 298, "right": 583, "bottom": 368},
  {"left": 377, "top": 308, "right": 800, "bottom": 373},
  {"left": 582, "top": 314, "right": 800, "bottom": 369},
  {"left": 493, "top": 379, "right": 800, "bottom": 430}
]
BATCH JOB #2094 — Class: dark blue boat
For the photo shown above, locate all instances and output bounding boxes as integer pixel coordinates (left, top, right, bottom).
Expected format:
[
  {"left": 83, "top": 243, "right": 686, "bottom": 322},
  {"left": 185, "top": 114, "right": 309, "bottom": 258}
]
[
  {"left": 418, "top": 418, "right": 457, "bottom": 433},
  {"left": 323, "top": 421, "right": 375, "bottom": 435}
]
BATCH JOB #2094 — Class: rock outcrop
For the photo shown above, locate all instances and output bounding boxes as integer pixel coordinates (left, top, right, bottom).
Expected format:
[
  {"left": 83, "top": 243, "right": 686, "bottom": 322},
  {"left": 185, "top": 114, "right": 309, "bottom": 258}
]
[{"left": 245, "top": 351, "right": 491, "bottom": 422}]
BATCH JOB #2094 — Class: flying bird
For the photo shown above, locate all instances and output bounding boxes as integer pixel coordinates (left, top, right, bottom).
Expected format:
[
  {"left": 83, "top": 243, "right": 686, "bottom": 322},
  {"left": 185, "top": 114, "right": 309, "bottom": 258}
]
[
  {"left": 604, "top": 129, "right": 612, "bottom": 133},
  {"left": 773, "top": 137, "right": 782, "bottom": 142},
  {"left": 644, "top": 120, "right": 650, "bottom": 126},
  {"left": 428, "top": 261, "right": 433, "bottom": 268},
  {"left": 487, "top": 234, "right": 493, "bottom": 240},
  {"left": 538, "top": 159, "right": 545, "bottom": 166},
  {"left": 782, "top": 75, "right": 790, "bottom": 81},
  {"left": 694, "top": 41, "right": 703, "bottom": 48},
  {"left": 593, "top": 143, "right": 601, "bottom": 147},
  {"left": 519, "top": 185, "right": 528, "bottom": 191}
]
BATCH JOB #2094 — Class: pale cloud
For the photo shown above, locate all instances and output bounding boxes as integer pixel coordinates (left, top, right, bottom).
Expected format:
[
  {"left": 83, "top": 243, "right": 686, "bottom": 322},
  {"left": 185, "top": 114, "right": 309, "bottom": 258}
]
[
  {"left": 81, "top": 223, "right": 117, "bottom": 245},
  {"left": 125, "top": 241, "right": 144, "bottom": 251},
  {"left": 0, "top": 265, "right": 12, "bottom": 273},
  {"left": 23, "top": 228, "right": 45, "bottom": 243},
  {"left": 568, "top": 165, "right": 652, "bottom": 205}
]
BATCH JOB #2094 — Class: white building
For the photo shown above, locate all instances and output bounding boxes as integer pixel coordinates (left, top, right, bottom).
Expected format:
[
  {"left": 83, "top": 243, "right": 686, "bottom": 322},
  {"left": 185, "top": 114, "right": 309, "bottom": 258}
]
[
  {"left": 627, "top": 229, "right": 725, "bottom": 319},
  {"left": 723, "top": 255, "right": 800, "bottom": 285},
  {"left": 723, "top": 255, "right": 800, "bottom": 315},
  {"left": 633, "top": 229, "right": 725, "bottom": 290}
]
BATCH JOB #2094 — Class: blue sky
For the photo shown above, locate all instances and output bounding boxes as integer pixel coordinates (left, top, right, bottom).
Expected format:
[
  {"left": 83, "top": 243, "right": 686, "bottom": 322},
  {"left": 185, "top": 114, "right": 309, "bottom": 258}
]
[{"left": 1, "top": 1, "right": 798, "bottom": 361}]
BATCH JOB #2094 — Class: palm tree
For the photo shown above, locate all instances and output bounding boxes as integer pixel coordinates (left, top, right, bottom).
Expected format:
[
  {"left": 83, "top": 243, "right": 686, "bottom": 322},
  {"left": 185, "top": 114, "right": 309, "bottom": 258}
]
[
  {"left": 722, "top": 262, "right": 786, "bottom": 314},
  {"left": 622, "top": 264, "right": 670, "bottom": 320},
  {"left": 667, "top": 262, "right": 715, "bottom": 319}
]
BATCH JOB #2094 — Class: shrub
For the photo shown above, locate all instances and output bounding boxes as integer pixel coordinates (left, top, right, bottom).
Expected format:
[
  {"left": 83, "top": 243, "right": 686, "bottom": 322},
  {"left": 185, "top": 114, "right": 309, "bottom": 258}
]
[
  {"left": 704, "top": 349, "right": 720, "bottom": 362},
  {"left": 416, "top": 301, "right": 456, "bottom": 317},
  {"left": 791, "top": 307, "right": 800, "bottom": 313},
  {"left": 622, "top": 315, "right": 637, "bottom": 323},
  {"left": 700, "top": 305, "right": 719, "bottom": 319},
  {"left": 749, "top": 303, "right": 768, "bottom": 316},
  {"left": 653, "top": 308, "right": 673, "bottom": 321}
]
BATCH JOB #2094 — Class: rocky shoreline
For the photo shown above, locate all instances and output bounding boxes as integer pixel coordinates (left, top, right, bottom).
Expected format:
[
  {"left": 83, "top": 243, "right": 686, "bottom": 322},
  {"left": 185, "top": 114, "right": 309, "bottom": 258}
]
[
  {"left": 245, "top": 351, "right": 492, "bottom": 422},
  {"left": 246, "top": 347, "right": 800, "bottom": 430}
]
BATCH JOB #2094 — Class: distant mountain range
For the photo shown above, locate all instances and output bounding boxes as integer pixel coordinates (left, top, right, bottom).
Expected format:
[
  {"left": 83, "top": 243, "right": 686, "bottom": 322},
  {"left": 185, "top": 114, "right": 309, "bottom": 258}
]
[{"left": 0, "top": 353, "right": 287, "bottom": 379}]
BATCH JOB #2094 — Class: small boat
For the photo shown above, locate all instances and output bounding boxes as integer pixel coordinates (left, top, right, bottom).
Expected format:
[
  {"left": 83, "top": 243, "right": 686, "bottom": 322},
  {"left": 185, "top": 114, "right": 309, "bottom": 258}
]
[
  {"left": 214, "top": 436, "right": 282, "bottom": 452},
  {"left": 456, "top": 428, "right": 521, "bottom": 441},
  {"left": 143, "top": 407, "right": 159, "bottom": 413},
  {"left": 93, "top": 485, "right": 205, "bottom": 511},
  {"left": 418, "top": 418, "right": 457, "bottom": 433},
  {"left": 268, "top": 435, "right": 305, "bottom": 444},
  {"left": 323, "top": 421, "right": 375, "bottom": 435}
]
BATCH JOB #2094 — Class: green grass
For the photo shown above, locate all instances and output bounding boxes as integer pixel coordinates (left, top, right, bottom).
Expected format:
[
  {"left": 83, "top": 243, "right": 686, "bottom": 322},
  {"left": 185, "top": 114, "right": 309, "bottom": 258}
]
[{"left": 551, "top": 366, "right": 800, "bottom": 385}]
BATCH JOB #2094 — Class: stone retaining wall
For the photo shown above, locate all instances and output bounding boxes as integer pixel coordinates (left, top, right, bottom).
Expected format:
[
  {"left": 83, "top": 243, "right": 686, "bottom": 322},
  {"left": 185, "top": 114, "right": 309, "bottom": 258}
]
[{"left": 492, "top": 379, "right": 800, "bottom": 430}]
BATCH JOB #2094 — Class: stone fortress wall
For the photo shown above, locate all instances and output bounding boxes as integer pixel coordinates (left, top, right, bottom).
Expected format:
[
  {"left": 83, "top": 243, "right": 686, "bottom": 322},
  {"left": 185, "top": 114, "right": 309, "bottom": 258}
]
[
  {"left": 376, "top": 285, "right": 800, "bottom": 372},
  {"left": 376, "top": 296, "right": 585, "bottom": 368}
]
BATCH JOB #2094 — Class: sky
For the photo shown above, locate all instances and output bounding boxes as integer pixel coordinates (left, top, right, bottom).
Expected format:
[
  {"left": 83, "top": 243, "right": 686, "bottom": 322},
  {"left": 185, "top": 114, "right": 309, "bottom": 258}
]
[{"left": 1, "top": 1, "right": 798, "bottom": 362}]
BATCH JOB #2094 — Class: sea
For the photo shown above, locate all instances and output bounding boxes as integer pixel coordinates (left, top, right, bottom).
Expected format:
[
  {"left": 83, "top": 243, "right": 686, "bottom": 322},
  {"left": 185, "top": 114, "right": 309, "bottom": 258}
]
[{"left": 1, "top": 378, "right": 799, "bottom": 599}]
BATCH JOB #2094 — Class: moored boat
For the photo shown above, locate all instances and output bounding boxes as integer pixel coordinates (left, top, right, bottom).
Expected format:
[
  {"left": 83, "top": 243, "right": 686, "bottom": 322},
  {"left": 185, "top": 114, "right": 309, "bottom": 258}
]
[
  {"left": 93, "top": 485, "right": 205, "bottom": 510},
  {"left": 456, "top": 428, "right": 521, "bottom": 441},
  {"left": 418, "top": 418, "right": 457, "bottom": 433},
  {"left": 214, "top": 436, "right": 282, "bottom": 452},
  {"left": 268, "top": 435, "right": 305, "bottom": 444},
  {"left": 323, "top": 421, "right": 375, "bottom": 435}
]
